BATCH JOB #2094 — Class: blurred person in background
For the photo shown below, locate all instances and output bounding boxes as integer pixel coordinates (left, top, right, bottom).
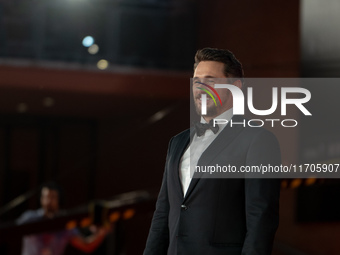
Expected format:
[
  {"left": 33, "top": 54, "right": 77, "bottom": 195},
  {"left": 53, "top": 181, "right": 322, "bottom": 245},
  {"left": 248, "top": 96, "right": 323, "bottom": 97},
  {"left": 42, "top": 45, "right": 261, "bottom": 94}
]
[{"left": 17, "top": 182, "right": 111, "bottom": 255}]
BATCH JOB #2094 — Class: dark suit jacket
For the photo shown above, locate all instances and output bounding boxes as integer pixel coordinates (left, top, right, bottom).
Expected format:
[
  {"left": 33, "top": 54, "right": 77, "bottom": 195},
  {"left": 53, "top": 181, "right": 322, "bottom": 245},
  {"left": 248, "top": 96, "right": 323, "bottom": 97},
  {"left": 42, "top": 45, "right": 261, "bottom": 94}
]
[{"left": 144, "top": 116, "right": 281, "bottom": 255}]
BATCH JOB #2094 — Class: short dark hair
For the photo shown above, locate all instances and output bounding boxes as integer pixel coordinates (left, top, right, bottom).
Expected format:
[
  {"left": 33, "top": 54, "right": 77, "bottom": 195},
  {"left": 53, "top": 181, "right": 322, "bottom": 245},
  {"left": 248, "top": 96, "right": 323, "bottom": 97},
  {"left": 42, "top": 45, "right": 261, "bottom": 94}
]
[
  {"left": 40, "top": 182, "right": 64, "bottom": 205},
  {"left": 194, "top": 48, "right": 244, "bottom": 82}
]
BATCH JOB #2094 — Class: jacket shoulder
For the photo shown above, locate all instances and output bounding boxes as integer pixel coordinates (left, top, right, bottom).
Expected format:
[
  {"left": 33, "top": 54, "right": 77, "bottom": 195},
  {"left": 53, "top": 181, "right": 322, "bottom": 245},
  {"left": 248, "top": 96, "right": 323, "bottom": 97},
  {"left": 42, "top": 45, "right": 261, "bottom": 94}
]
[
  {"left": 166, "top": 128, "right": 191, "bottom": 152},
  {"left": 172, "top": 128, "right": 191, "bottom": 140}
]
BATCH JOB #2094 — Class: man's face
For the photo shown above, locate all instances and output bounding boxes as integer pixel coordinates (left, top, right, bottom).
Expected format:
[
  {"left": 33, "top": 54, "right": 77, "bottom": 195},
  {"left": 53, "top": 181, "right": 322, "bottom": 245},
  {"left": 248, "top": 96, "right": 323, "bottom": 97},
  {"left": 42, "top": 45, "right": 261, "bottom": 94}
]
[
  {"left": 40, "top": 188, "right": 59, "bottom": 217},
  {"left": 193, "top": 61, "right": 232, "bottom": 118}
]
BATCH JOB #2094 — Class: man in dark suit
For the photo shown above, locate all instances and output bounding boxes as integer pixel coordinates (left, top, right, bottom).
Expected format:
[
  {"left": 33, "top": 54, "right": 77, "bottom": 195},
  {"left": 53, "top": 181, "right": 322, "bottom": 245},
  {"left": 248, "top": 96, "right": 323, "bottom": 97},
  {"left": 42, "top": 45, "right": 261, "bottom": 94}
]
[{"left": 144, "top": 48, "right": 281, "bottom": 255}]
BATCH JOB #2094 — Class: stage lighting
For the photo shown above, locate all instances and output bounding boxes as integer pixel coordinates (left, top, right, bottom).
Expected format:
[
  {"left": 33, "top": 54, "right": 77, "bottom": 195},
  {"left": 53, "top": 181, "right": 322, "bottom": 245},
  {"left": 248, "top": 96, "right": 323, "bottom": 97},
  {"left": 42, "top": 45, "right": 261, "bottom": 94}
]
[
  {"left": 82, "top": 36, "right": 95, "bottom": 47},
  {"left": 97, "top": 59, "right": 109, "bottom": 70},
  {"left": 88, "top": 44, "right": 99, "bottom": 54}
]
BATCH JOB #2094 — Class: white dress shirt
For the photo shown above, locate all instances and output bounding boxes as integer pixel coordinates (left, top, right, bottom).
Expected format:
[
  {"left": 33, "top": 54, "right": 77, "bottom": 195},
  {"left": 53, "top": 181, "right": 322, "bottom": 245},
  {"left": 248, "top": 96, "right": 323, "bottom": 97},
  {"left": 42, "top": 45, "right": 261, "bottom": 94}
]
[{"left": 179, "top": 108, "right": 233, "bottom": 196}]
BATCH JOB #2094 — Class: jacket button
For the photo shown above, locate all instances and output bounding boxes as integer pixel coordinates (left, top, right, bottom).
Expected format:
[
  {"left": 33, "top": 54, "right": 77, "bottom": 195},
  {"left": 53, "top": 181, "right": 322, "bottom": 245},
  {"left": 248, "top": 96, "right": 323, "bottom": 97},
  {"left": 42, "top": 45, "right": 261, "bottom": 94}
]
[{"left": 181, "top": 204, "right": 188, "bottom": 210}]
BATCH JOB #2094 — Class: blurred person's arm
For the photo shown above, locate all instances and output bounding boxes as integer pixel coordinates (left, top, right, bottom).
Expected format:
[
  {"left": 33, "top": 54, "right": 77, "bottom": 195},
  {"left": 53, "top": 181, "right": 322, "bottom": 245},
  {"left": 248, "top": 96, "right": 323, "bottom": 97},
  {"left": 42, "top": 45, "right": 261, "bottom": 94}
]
[
  {"left": 70, "top": 225, "right": 112, "bottom": 253},
  {"left": 16, "top": 209, "right": 44, "bottom": 225}
]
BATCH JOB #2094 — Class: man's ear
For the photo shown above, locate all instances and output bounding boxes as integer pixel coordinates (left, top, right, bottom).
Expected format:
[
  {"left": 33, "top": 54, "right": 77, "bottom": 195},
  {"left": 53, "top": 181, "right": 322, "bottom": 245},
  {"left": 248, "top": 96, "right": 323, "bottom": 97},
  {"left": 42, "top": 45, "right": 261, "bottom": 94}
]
[{"left": 233, "top": 79, "right": 242, "bottom": 90}]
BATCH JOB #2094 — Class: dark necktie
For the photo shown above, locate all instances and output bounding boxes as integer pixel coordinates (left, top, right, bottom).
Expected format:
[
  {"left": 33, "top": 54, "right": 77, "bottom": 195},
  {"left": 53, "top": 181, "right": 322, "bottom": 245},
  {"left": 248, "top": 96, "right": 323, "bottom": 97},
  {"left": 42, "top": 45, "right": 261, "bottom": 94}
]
[{"left": 195, "top": 120, "right": 219, "bottom": 137}]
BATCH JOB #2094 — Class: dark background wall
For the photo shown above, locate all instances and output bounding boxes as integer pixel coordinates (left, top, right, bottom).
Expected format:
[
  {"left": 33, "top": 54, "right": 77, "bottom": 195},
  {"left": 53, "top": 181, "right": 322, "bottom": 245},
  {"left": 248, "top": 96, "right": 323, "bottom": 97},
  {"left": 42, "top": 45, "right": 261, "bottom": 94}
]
[{"left": 1, "top": 0, "right": 340, "bottom": 254}]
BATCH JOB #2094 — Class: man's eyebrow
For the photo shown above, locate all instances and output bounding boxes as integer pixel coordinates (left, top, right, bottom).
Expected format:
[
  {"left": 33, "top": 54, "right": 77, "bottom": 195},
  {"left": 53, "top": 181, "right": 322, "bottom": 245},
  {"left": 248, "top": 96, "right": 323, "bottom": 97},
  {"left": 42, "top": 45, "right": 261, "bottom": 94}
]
[{"left": 193, "top": 76, "right": 216, "bottom": 79}]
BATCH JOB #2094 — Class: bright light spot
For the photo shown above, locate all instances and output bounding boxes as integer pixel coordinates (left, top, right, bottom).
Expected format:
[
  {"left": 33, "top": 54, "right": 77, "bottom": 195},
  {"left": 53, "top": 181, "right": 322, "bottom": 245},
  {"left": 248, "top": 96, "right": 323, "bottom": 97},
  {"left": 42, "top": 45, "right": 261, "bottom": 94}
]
[
  {"left": 290, "top": 178, "right": 302, "bottom": 189},
  {"left": 305, "top": 177, "right": 317, "bottom": 186},
  {"left": 17, "top": 103, "right": 28, "bottom": 113},
  {"left": 97, "top": 59, "right": 109, "bottom": 70},
  {"left": 43, "top": 97, "right": 55, "bottom": 107},
  {"left": 88, "top": 44, "right": 99, "bottom": 54},
  {"left": 148, "top": 106, "right": 174, "bottom": 124},
  {"left": 82, "top": 36, "right": 94, "bottom": 47},
  {"left": 149, "top": 110, "right": 166, "bottom": 123}
]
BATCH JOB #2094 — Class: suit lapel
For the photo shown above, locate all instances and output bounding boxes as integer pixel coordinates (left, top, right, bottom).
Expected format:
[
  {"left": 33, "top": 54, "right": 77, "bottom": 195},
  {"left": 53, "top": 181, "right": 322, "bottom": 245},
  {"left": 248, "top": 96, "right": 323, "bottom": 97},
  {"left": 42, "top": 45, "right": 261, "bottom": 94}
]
[
  {"left": 170, "top": 129, "right": 193, "bottom": 198},
  {"left": 183, "top": 115, "right": 245, "bottom": 202}
]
